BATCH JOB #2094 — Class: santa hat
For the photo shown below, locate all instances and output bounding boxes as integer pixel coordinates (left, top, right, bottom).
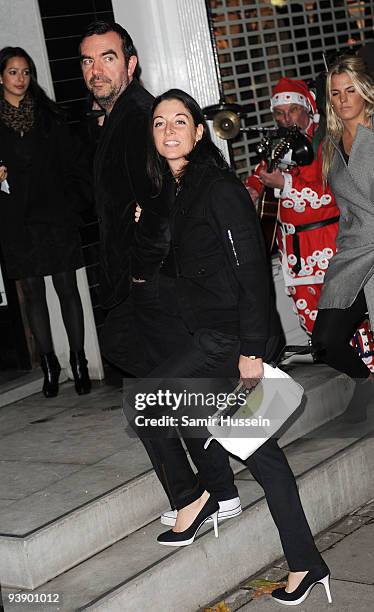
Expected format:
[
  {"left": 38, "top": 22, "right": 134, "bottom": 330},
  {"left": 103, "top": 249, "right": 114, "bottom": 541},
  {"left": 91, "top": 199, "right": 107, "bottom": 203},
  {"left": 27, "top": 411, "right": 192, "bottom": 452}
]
[{"left": 270, "top": 77, "right": 320, "bottom": 124}]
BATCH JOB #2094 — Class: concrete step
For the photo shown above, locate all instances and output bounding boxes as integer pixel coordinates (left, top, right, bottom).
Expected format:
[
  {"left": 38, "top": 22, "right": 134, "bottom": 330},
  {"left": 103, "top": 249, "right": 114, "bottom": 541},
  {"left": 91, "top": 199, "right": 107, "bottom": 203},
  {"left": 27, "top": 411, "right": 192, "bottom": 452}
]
[
  {"left": 3, "top": 417, "right": 374, "bottom": 611},
  {"left": 0, "top": 368, "right": 68, "bottom": 408},
  {"left": 0, "top": 365, "right": 355, "bottom": 589}
]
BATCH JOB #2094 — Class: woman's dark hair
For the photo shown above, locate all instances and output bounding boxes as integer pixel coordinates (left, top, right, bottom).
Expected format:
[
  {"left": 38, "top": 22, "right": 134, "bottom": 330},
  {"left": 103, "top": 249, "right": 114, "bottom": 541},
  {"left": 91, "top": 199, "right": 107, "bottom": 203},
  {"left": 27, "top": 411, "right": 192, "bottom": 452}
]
[
  {"left": 0, "top": 46, "right": 64, "bottom": 131},
  {"left": 147, "top": 88, "right": 230, "bottom": 193},
  {"left": 79, "top": 21, "right": 136, "bottom": 64}
]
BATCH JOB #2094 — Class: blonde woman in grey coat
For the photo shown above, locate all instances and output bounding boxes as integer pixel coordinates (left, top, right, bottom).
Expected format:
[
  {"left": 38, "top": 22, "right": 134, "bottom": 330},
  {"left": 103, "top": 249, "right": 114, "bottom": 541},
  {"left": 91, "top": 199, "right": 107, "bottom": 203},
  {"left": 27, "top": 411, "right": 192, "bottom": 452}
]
[{"left": 312, "top": 55, "right": 374, "bottom": 421}]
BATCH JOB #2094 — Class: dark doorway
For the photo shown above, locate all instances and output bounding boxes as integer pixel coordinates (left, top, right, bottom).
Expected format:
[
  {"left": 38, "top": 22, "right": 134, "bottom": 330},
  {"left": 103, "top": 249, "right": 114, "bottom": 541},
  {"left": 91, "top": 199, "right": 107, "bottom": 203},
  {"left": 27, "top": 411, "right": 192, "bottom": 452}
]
[
  {"left": 0, "top": 251, "right": 32, "bottom": 377},
  {"left": 37, "top": 0, "right": 115, "bottom": 341}
]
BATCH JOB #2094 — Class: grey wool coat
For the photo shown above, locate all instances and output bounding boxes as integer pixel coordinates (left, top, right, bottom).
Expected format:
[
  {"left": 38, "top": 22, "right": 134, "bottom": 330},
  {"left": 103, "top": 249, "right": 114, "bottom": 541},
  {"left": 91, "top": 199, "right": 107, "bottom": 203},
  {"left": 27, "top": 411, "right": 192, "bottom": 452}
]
[{"left": 318, "top": 120, "right": 374, "bottom": 330}]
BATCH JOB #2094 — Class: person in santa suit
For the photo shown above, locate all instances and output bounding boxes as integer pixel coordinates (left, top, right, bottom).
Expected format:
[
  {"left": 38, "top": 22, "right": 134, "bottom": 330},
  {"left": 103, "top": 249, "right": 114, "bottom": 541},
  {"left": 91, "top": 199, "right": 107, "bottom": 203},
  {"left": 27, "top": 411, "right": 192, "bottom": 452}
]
[
  {"left": 246, "top": 77, "right": 341, "bottom": 338},
  {"left": 245, "top": 78, "right": 374, "bottom": 371}
]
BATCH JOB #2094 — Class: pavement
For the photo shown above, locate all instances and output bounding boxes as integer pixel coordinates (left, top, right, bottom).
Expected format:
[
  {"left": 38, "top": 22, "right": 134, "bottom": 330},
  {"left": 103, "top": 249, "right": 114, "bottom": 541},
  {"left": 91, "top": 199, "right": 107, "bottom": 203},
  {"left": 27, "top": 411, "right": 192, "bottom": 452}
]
[{"left": 203, "top": 498, "right": 374, "bottom": 612}]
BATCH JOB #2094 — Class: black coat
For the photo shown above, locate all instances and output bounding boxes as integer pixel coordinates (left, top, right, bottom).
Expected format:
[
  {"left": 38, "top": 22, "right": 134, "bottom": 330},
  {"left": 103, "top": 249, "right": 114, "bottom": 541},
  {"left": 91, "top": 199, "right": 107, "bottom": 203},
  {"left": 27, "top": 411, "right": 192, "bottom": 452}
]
[
  {"left": 0, "top": 115, "right": 92, "bottom": 278},
  {"left": 93, "top": 79, "right": 156, "bottom": 309},
  {"left": 135, "top": 165, "right": 277, "bottom": 358},
  {"left": 0, "top": 117, "right": 92, "bottom": 227}
]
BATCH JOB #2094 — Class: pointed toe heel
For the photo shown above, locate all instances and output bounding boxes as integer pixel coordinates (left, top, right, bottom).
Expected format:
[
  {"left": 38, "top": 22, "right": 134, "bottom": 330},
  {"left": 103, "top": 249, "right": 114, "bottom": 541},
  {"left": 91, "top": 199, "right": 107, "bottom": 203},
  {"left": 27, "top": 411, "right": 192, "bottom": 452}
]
[
  {"left": 272, "top": 565, "right": 332, "bottom": 606},
  {"left": 157, "top": 497, "right": 219, "bottom": 547}
]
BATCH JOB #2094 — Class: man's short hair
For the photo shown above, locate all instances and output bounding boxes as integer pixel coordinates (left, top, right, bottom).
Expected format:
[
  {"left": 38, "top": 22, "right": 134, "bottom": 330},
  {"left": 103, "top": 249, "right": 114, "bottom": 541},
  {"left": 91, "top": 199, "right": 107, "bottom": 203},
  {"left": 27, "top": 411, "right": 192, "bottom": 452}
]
[{"left": 79, "top": 20, "right": 136, "bottom": 63}]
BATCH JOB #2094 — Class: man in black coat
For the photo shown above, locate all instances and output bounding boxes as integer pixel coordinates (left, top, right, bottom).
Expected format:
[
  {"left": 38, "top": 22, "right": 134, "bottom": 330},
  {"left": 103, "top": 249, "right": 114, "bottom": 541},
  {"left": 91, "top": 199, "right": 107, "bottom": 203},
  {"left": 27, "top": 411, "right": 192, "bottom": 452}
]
[
  {"left": 79, "top": 21, "right": 242, "bottom": 523},
  {"left": 79, "top": 21, "right": 156, "bottom": 375}
]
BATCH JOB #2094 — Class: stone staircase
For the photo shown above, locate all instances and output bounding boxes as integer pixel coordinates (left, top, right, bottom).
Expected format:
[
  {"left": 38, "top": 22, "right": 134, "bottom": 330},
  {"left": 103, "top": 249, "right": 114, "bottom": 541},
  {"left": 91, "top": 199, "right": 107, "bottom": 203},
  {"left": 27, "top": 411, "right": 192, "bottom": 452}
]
[{"left": 1, "top": 364, "right": 373, "bottom": 611}]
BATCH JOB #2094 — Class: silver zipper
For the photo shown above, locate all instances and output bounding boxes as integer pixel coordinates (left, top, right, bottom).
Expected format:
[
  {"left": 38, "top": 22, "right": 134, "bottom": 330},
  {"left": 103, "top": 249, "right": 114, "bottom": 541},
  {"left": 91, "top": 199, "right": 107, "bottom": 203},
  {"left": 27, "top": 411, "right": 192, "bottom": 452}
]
[{"left": 227, "top": 229, "right": 239, "bottom": 266}]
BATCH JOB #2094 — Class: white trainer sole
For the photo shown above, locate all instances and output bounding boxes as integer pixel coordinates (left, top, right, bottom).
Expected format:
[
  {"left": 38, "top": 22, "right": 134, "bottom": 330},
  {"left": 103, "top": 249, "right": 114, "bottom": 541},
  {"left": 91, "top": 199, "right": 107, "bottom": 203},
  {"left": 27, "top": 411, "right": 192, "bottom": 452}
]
[{"left": 161, "top": 501, "right": 242, "bottom": 526}]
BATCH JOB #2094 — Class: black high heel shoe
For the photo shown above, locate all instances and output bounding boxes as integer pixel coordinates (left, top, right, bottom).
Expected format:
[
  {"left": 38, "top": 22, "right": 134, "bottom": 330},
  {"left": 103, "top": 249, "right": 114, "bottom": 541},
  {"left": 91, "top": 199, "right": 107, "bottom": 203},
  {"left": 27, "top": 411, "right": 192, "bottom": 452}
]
[
  {"left": 40, "top": 352, "right": 61, "bottom": 398},
  {"left": 70, "top": 350, "right": 91, "bottom": 395},
  {"left": 272, "top": 563, "right": 332, "bottom": 606},
  {"left": 157, "top": 497, "right": 219, "bottom": 547}
]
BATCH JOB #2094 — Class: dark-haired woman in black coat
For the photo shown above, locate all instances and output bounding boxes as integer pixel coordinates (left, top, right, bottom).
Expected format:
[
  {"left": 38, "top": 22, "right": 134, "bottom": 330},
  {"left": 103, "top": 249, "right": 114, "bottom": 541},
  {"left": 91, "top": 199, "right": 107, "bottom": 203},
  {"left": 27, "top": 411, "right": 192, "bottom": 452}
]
[
  {"left": 0, "top": 46, "right": 92, "bottom": 397},
  {"left": 129, "top": 89, "right": 331, "bottom": 606}
]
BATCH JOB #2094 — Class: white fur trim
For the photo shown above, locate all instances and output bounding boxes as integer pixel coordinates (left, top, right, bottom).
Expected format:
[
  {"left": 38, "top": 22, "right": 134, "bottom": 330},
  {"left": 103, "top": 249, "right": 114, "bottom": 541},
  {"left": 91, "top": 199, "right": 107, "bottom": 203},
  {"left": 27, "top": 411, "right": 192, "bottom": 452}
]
[
  {"left": 280, "top": 172, "right": 293, "bottom": 198},
  {"left": 271, "top": 92, "right": 309, "bottom": 111}
]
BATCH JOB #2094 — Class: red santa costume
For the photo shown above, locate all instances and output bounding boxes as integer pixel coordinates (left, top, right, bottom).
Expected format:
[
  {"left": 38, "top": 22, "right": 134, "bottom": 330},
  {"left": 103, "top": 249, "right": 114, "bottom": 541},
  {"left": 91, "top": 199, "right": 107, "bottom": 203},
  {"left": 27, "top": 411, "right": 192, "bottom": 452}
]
[{"left": 245, "top": 78, "right": 374, "bottom": 370}]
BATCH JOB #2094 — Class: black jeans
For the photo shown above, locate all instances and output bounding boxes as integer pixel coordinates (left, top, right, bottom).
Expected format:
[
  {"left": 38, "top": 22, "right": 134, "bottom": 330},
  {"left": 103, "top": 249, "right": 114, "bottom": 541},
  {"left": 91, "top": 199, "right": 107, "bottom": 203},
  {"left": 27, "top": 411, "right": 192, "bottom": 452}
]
[
  {"left": 244, "top": 438, "right": 322, "bottom": 570},
  {"left": 131, "top": 327, "right": 240, "bottom": 508},
  {"left": 312, "top": 290, "right": 370, "bottom": 379}
]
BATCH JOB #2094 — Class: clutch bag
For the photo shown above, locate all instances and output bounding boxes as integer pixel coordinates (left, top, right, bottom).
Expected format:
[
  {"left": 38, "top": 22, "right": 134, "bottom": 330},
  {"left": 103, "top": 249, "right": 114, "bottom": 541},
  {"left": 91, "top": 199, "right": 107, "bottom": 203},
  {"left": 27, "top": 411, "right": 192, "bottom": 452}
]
[{"left": 204, "top": 362, "right": 304, "bottom": 460}]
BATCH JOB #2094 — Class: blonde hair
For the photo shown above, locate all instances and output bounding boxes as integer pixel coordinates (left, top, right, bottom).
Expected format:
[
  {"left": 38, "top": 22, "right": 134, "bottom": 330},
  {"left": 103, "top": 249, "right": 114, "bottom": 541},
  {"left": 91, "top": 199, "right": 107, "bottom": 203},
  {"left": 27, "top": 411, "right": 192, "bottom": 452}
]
[{"left": 322, "top": 55, "right": 374, "bottom": 181}]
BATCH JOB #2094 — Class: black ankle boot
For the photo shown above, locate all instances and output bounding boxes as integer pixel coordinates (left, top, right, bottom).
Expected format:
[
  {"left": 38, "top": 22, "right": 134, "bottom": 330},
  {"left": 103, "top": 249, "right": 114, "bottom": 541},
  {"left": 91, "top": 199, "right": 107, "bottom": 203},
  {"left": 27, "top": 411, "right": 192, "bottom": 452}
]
[
  {"left": 70, "top": 350, "right": 91, "bottom": 395},
  {"left": 40, "top": 352, "right": 61, "bottom": 398}
]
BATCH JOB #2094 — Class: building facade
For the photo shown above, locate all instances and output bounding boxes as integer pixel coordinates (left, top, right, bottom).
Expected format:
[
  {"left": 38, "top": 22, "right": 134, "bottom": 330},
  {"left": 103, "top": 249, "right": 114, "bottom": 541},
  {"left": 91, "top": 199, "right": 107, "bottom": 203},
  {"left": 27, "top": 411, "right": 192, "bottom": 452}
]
[{"left": 1, "top": 0, "right": 373, "bottom": 373}]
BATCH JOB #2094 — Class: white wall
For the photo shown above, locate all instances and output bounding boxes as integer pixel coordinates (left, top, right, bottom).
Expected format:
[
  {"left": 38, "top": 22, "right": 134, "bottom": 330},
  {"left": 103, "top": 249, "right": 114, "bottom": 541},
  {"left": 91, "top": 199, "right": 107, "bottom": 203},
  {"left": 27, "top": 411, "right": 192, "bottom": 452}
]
[
  {"left": 0, "top": 0, "right": 53, "bottom": 97},
  {"left": 111, "top": 0, "right": 230, "bottom": 157},
  {"left": 0, "top": 0, "right": 104, "bottom": 378}
]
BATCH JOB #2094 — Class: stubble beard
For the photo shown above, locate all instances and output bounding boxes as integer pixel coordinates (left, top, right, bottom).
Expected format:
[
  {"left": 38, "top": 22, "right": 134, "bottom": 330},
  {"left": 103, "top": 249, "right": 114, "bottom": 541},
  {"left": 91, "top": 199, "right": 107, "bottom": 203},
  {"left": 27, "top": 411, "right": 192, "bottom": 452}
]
[{"left": 90, "top": 76, "right": 128, "bottom": 112}]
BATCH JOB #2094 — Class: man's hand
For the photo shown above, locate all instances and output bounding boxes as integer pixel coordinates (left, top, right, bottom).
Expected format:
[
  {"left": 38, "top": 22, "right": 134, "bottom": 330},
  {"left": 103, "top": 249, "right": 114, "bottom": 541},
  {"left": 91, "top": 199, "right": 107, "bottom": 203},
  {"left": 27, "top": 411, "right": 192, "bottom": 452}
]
[
  {"left": 258, "top": 167, "right": 284, "bottom": 190},
  {"left": 239, "top": 355, "right": 264, "bottom": 389},
  {"left": 247, "top": 186, "right": 260, "bottom": 207}
]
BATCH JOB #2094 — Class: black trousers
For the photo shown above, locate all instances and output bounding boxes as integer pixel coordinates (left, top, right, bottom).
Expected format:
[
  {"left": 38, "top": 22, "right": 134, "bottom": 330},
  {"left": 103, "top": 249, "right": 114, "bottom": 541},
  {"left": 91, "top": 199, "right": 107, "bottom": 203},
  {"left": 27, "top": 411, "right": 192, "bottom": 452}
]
[
  {"left": 100, "top": 297, "right": 152, "bottom": 377},
  {"left": 244, "top": 438, "right": 322, "bottom": 571},
  {"left": 130, "top": 278, "right": 322, "bottom": 570},
  {"left": 132, "top": 328, "right": 240, "bottom": 507},
  {"left": 312, "top": 290, "right": 370, "bottom": 379}
]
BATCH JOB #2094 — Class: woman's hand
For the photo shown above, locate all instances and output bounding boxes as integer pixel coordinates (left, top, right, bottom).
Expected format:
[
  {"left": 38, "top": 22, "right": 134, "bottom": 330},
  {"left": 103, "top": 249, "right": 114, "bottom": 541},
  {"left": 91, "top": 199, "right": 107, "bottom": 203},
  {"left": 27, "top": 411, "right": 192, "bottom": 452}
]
[
  {"left": 0, "top": 165, "right": 7, "bottom": 182},
  {"left": 135, "top": 204, "right": 142, "bottom": 223},
  {"left": 239, "top": 355, "right": 264, "bottom": 389}
]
